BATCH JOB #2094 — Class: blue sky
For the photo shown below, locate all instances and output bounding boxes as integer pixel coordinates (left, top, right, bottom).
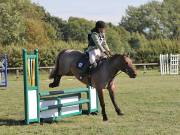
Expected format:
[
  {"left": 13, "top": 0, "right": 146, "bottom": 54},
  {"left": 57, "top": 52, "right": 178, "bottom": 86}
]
[{"left": 32, "top": 0, "right": 162, "bottom": 25}]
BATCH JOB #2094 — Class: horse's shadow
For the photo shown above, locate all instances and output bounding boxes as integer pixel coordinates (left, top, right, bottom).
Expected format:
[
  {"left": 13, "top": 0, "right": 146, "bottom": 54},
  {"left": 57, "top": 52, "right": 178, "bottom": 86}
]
[
  {"left": 0, "top": 119, "right": 24, "bottom": 126},
  {"left": 0, "top": 119, "right": 75, "bottom": 126}
]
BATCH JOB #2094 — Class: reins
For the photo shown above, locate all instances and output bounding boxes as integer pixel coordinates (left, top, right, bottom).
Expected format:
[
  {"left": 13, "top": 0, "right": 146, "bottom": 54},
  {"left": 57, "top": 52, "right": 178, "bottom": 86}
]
[{"left": 107, "top": 53, "right": 123, "bottom": 78}]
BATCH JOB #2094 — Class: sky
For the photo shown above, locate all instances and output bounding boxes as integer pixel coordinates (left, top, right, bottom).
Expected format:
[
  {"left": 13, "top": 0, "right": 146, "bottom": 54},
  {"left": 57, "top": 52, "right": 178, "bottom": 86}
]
[{"left": 31, "top": 0, "right": 163, "bottom": 25}]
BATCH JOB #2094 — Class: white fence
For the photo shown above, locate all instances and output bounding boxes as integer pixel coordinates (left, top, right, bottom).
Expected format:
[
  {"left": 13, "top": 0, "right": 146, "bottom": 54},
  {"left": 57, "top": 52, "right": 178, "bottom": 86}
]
[
  {"left": 160, "top": 54, "right": 169, "bottom": 75},
  {"left": 160, "top": 54, "right": 180, "bottom": 75}
]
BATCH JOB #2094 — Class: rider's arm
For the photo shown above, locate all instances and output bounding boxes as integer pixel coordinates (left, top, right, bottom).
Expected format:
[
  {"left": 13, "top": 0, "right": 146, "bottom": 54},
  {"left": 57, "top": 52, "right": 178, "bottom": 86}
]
[
  {"left": 103, "top": 41, "right": 110, "bottom": 52},
  {"left": 102, "top": 33, "right": 110, "bottom": 52},
  {"left": 91, "top": 32, "right": 105, "bottom": 52}
]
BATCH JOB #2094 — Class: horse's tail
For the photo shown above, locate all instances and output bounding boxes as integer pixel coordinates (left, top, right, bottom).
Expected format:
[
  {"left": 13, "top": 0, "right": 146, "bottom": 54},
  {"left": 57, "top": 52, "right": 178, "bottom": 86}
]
[{"left": 49, "top": 49, "right": 67, "bottom": 79}]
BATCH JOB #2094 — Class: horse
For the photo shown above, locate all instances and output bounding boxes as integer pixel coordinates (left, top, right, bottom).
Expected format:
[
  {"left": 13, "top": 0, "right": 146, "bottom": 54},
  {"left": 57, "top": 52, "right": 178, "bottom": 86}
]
[{"left": 49, "top": 49, "right": 137, "bottom": 121}]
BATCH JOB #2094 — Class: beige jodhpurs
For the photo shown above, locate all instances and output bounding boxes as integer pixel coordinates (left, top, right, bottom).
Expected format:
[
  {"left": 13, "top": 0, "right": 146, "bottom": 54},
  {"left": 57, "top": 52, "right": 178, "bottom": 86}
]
[{"left": 88, "top": 49, "right": 102, "bottom": 64}]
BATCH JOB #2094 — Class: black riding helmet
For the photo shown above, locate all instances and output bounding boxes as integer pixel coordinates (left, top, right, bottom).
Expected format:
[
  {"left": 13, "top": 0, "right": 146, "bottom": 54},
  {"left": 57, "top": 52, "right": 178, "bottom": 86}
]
[{"left": 95, "top": 21, "right": 106, "bottom": 29}]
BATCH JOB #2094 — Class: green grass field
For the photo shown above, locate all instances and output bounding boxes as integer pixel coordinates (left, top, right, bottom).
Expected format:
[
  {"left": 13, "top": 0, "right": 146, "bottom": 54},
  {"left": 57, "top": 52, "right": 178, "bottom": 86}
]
[{"left": 0, "top": 70, "right": 180, "bottom": 135}]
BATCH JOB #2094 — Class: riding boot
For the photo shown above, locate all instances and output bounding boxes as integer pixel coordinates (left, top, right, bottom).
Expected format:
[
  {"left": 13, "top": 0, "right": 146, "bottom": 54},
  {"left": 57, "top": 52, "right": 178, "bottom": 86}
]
[
  {"left": 79, "top": 62, "right": 97, "bottom": 80},
  {"left": 79, "top": 63, "right": 94, "bottom": 80},
  {"left": 79, "top": 72, "right": 86, "bottom": 80},
  {"left": 79, "top": 68, "right": 89, "bottom": 80}
]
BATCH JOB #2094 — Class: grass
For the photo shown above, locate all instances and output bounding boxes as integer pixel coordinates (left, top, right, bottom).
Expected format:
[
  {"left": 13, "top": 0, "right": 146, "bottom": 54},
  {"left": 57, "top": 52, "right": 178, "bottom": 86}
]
[{"left": 0, "top": 70, "right": 180, "bottom": 135}]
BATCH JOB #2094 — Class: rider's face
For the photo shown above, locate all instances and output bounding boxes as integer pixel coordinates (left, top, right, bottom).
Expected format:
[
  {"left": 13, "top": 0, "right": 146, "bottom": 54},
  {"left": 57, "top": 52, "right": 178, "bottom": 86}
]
[{"left": 98, "top": 28, "right": 106, "bottom": 33}]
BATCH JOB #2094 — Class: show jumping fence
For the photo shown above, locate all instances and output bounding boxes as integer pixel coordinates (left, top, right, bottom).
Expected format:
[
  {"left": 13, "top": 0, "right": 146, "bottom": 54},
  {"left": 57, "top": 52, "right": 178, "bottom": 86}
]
[
  {"left": 160, "top": 54, "right": 180, "bottom": 75},
  {"left": 23, "top": 49, "right": 99, "bottom": 124}
]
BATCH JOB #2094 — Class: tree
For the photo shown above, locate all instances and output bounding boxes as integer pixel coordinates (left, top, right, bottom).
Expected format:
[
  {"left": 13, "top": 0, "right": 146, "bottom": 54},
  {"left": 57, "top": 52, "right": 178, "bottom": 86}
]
[
  {"left": 25, "top": 19, "right": 49, "bottom": 45},
  {"left": 106, "top": 25, "right": 131, "bottom": 54},
  {"left": 44, "top": 13, "right": 67, "bottom": 40},
  {"left": 120, "top": 1, "right": 179, "bottom": 39},
  {"left": 62, "top": 17, "right": 94, "bottom": 42},
  {"left": 0, "top": 2, "right": 26, "bottom": 45},
  {"left": 162, "top": 0, "right": 180, "bottom": 39}
]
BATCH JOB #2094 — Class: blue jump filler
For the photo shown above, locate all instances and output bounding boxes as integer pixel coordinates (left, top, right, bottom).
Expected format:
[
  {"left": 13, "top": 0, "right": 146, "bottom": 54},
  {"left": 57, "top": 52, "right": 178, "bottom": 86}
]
[{"left": 0, "top": 55, "right": 8, "bottom": 87}]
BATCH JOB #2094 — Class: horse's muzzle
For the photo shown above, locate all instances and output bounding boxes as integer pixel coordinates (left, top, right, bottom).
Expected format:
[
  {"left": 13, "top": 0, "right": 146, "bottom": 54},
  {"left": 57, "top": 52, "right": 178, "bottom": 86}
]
[{"left": 130, "top": 71, "right": 137, "bottom": 78}]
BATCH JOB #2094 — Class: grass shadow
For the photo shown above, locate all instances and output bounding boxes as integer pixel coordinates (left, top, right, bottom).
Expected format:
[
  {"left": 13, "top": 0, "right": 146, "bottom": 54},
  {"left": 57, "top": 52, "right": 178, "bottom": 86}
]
[
  {"left": 0, "top": 88, "right": 7, "bottom": 90},
  {"left": 40, "top": 119, "right": 75, "bottom": 125},
  {"left": 0, "top": 119, "right": 77, "bottom": 126},
  {"left": 0, "top": 119, "right": 24, "bottom": 126},
  {"left": 0, "top": 117, "right": 87, "bottom": 126}
]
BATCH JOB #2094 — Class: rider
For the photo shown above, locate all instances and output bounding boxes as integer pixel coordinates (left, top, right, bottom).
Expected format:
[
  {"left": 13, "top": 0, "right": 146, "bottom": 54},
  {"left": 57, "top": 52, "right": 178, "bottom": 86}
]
[{"left": 87, "top": 21, "right": 112, "bottom": 68}]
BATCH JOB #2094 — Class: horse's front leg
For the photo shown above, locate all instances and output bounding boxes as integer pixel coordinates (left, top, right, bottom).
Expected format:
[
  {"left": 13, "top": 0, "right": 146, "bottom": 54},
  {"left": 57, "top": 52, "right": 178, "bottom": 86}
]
[
  {"left": 97, "top": 87, "right": 108, "bottom": 121},
  {"left": 107, "top": 80, "right": 124, "bottom": 116},
  {"left": 49, "top": 75, "right": 62, "bottom": 88}
]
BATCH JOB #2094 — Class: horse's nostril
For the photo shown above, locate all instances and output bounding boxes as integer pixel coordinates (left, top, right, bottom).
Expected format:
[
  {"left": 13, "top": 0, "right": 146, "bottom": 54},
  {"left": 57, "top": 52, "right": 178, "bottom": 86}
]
[{"left": 132, "top": 73, "right": 137, "bottom": 78}]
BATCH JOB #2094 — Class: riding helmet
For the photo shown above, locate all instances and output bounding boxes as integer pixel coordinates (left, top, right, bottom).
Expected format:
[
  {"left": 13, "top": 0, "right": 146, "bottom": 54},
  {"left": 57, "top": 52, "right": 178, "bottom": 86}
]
[{"left": 95, "top": 21, "right": 106, "bottom": 29}]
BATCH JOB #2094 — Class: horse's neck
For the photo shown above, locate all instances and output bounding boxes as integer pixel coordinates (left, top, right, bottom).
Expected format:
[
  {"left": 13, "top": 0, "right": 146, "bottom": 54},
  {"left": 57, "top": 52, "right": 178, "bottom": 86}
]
[{"left": 107, "top": 57, "right": 121, "bottom": 78}]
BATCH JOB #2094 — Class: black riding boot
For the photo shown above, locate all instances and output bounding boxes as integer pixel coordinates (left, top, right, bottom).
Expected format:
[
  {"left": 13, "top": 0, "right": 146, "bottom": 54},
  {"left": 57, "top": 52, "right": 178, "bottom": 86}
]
[{"left": 79, "top": 67, "right": 88, "bottom": 80}]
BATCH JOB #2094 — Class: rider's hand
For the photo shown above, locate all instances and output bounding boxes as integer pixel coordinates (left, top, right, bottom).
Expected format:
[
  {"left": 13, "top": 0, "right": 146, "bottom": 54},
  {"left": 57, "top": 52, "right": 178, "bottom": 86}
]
[
  {"left": 104, "top": 51, "right": 111, "bottom": 57},
  {"left": 108, "top": 51, "right": 112, "bottom": 56},
  {"left": 104, "top": 51, "right": 108, "bottom": 56}
]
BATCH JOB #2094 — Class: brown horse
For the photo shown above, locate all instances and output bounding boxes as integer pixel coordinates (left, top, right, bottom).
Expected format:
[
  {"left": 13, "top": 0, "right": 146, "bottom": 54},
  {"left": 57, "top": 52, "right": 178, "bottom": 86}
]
[{"left": 49, "top": 49, "right": 137, "bottom": 121}]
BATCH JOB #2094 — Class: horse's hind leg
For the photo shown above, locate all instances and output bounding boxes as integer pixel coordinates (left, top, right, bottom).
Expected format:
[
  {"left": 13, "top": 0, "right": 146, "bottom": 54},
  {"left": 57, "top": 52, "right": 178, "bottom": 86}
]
[
  {"left": 107, "top": 80, "right": 124, "bottom": 116},
  {"left": 49, "top": 75, "right": 62, "bottom": 88}
]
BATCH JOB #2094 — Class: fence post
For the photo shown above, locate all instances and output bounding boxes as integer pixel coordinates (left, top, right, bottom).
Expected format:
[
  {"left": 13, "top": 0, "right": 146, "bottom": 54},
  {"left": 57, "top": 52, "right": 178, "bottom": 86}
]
[
  {"left": 143, "top": 65, "right": 147, "bottom": 74},
  {"left": 16, "top": 69, "right": 19, "bottom": 79}
]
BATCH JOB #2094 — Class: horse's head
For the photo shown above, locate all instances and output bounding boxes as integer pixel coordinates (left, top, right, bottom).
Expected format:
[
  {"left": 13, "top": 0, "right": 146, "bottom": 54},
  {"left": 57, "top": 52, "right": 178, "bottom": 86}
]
[{"left": 118, "top": 54, "right": 137, "bottom": 78}]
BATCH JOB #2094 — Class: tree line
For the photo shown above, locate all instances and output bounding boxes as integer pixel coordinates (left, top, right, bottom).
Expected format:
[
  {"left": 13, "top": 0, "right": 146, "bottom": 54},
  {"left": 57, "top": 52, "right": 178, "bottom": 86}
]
[{"left": 0, "top": 0, "right": 179, "bottom": 67}]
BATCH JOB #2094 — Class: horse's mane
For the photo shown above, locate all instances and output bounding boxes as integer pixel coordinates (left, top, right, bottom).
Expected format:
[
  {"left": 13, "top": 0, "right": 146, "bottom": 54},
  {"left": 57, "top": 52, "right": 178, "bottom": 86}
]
[{"left": 109, "top": 54, "right": 123, "bottom": 61}]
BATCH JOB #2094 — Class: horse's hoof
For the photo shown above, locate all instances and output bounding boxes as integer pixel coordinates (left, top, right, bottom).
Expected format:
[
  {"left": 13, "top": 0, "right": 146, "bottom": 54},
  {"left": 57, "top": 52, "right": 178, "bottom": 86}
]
[
  {"left": 103, "top": 115, "right": 108, "bottom": 121},
  {"left": 103, "top": 117, "right": 108, "bottom": 121},
  {"left": 117, "top": 112, "right": 124, "bottom": 116},
  {"left": 116, "top": 109, "right": 124, "bottom": 116},
  {"left": 49, "top": 83, "right": 59, "bottom": 88},
  {"left": 91, "top": 112, "right": 98, "bottom": 115},
  {"left": 49, "top": 83, "right": 54, "bottom": 88}
]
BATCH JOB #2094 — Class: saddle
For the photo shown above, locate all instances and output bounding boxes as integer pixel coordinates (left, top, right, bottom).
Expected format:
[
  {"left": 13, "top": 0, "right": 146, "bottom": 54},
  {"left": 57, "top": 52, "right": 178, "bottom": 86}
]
[
  {"left": 76, "top": 53, "right": 106, "bottom": 75},
  {"left": 76, "top": 53, "right": 90, "bottom": 74}
]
